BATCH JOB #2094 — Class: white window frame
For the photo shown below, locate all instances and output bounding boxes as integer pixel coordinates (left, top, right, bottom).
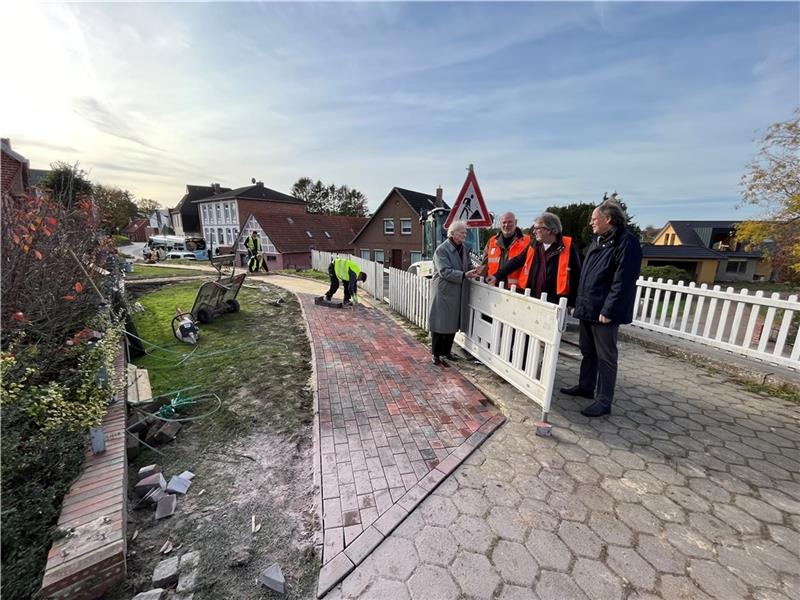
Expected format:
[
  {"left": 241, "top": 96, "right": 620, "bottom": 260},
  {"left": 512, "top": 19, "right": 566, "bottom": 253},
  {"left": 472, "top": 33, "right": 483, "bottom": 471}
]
[
  {"left": 383, "top": 219, "right": 395, "bottom": 234},
  {"left": 360, "top": 249, "right": 371, "bottom": 260},
  {"left": 226, "top": 228, "right": 232, "bottom": 245},
  {"left": 374, "top": 249, "right": 385, "bottom": 263},
  {"left": 202, "top": 205, "right": 208, "bottom": 223},
  {"left": 215, "top": 204, "right": 222, "bottom": 222},
  {"left": 217, "top": 227, "right": 224, "bottom": 244},
  {"left": 230, "top": 203, "right": 238, "bottom": 224},
  {"left": 224, "top": 203, "right": 230, "bottom": 222},
  {"left": 400, "top": 218, "right": 412, "bottom": 235}
]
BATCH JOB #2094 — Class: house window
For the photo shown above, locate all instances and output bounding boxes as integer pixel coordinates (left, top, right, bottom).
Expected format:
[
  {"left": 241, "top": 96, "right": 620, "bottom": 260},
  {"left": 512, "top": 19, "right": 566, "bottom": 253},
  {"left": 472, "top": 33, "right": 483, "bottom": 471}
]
[
  {"left": 726, "top": 261, "right": 747, "bottom": 274},
  {"left": 410, "top": 251, "right": 422, "bottom": 264},
  {"left": 306, "top": 231, "right": 313, "bottom": 238},
  {"left": 217, "top": 228, "right": 224, "bottom": 245},
  {"left": 400, "top": 219, "right": 412, "bottom": 235},
  {"left": 383, "top": 219, "right": 394, "bottom": 234},
  {"left": 233, "top": 228, "right": 239, "bottom": 243},
  {"left": 204, "top": 228, "right": 210, "bottom": 242},
  {"left": 215, "top": 204, "right": 222, "bottom": 221},
  {"left": 231, "top": 203, "right": 237, "bottom": 223},
  {"left": 360, "top": 249, "right": 371, "bottom": 260},
  {"left": 209, "top": 229, "right": 215, "bottom": 244},
  {"left": 324, "top": 231, "right": 331, "bottom": 239},
  {"left": 374, "top": 249, "right": 385, "bottom": 263},
  {"left": 224, "top": 203, "right": 230, "bottom": 222},
  {"left": 226, "top": 228, "right": 232, "bottom": 245},
  {"left": 202, "top": 205, "right": 208, "bottom": 223}
]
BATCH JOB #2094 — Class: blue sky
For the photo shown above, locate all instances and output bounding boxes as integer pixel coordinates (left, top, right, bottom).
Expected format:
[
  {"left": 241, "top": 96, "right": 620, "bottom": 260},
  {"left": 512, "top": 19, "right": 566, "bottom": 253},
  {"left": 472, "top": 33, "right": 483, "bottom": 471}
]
[{"left": 2, "top": 1, "right": 797, "bottom": 227}]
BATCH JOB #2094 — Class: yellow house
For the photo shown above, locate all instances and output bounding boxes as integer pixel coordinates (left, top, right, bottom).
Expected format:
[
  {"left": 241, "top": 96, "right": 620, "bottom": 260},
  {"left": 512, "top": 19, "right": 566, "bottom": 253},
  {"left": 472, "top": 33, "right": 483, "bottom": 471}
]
[{"left": 642, "top": 220, "right": 767, "bottom": 285}]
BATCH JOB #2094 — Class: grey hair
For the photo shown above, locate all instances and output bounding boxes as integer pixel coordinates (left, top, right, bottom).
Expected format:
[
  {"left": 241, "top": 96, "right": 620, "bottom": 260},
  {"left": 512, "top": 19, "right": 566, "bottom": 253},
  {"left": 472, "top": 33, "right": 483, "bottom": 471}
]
[
  {"left": 534, "top": 212, "right": 563, "bottom": 234},
  {"left": 447, "top": 220, "right": 467, "bottom": 236},
  {"left": 596, "top": 200, "right": 628, "bottom": 227}
]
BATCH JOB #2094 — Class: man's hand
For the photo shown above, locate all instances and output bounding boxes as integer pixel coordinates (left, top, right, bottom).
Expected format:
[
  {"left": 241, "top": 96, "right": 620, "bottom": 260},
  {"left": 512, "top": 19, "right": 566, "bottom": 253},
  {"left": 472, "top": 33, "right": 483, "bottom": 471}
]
[
  {"left": 599, "top": 314, "right": 611, "bottom": 324},
  {"left": 485, "top": 276, "right": 497, "bottom": 285},
  {"left": 465, "top": 269, "right": 479, "bottom": 279}
]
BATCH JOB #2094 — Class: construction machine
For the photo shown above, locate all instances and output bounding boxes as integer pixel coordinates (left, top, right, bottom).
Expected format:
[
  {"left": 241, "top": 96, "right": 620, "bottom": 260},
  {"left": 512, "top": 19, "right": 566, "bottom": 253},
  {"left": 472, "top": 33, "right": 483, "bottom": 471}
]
[{"left": 408, "top": 207, "right": 485, "bottom": 277}]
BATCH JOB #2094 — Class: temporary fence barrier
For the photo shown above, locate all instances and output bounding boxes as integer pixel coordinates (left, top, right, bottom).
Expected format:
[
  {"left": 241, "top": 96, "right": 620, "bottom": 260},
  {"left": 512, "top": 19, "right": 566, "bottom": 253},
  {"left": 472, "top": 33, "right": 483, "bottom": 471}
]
[{"left": 632, "top": 277, "right": 799, "bottom": 371}]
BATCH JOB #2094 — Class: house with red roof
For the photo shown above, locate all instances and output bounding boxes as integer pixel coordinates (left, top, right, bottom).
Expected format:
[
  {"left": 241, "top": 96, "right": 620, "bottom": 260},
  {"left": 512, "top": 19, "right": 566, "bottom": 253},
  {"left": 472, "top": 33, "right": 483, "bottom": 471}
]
[{"left": 191, "top": 180, "right": 367, "bottom": 269}]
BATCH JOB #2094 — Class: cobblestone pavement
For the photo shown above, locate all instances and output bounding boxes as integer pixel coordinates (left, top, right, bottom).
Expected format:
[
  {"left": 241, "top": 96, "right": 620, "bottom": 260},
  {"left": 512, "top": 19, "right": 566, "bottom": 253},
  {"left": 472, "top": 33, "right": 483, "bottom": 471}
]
[
  {"left": 301, "top": 295, "right": 504, "bottom": 595},
  {"left": 325, "top": 336, "right": 800, "bottom": 600}
]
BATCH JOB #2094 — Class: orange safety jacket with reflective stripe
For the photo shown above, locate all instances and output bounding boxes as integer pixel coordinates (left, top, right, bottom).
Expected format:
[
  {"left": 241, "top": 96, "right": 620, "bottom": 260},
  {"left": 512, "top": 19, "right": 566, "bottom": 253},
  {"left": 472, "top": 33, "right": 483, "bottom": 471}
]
[
  {"left": 519, "top": 235, "right": 574, "bottom": 295},
  {"left": 486, "top": 233, "right": 530, "bottom": 288}
]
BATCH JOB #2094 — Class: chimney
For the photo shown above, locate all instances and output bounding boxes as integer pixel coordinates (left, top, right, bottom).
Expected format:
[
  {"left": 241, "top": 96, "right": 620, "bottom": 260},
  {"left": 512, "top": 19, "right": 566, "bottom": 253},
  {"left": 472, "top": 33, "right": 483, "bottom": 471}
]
[
  {"left": 256, "top": 181, "right": 264, "bottom": 188},
  {"left": 211, "top": 182, "right": 221, "bottom": 193},
  {"left": 435, "top": 186, "right": 444, "bottom": 208}
]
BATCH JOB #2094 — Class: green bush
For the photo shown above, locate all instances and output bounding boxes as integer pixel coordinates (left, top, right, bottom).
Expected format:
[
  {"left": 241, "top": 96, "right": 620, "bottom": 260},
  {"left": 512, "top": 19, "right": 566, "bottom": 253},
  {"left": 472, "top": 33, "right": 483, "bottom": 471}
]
[
  {"left": 113, "top": 234, "right": 131, "bottom": 246},
  {"left": 640, "top": 265, "right": 693, "bottom": 283}
]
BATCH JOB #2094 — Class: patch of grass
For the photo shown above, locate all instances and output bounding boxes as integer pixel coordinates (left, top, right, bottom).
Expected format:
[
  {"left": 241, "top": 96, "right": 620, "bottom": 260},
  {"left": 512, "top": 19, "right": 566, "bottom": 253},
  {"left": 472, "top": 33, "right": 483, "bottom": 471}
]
[
  {"left": 740, "top": 380, "right": 800, "bottom": 405},
  {"left": 130, "top": 282, "right": 311, "bottom": 441},
  {"left": 127, "top": 265, "right": 209, "bottom": 279}
]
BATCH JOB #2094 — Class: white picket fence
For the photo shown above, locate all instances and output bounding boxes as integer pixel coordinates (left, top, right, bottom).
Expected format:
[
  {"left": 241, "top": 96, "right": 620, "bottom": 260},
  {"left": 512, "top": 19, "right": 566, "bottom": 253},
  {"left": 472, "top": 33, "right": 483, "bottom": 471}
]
[
  {"left": 632, "top": 277, "right": 799, "bottom": 371},
  {"left": 311, "top": 251, "right": 568, "bottom": 418}
]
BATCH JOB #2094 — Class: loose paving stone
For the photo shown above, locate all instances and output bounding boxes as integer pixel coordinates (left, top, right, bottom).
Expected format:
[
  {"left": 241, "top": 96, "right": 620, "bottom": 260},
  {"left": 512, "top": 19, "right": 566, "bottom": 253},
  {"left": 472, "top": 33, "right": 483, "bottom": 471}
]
[
  {"left": 450, "top": 552, "right": 501, "bottom": 597},
  {"left": 132, "top": 590, "right": 166, "bottom": 600},
  {"left": 152, "top": 556, "right": 180, "bottom": 587}
]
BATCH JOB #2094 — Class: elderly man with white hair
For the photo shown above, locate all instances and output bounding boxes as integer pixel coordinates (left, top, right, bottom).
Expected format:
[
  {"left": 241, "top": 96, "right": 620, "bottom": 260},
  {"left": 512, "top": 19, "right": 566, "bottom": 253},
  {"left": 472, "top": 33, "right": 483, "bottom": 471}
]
[
  {"left": 480, "top": 212, "right": 531, "bottom": 289},
  {"left": 428, "top": 220, "right": 480, "bottom": 366}
]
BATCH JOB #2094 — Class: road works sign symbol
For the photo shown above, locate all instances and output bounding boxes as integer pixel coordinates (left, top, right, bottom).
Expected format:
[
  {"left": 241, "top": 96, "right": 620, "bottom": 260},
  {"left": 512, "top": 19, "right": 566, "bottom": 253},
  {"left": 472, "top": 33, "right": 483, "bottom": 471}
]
[{"left": 444, "top": 165, "right": 492, "bottom": 228}]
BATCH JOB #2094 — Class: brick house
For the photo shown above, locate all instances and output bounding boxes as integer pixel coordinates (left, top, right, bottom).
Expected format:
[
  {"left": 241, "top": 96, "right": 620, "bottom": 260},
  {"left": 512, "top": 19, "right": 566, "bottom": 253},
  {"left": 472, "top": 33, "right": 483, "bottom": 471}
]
[
  {"left": 1, "top": 138, "right": 30, "bottom": 197},
  {"left": 642, "top": 220, "right": 772, "bottom": 284},
  {"left": 192, "top": 181, "right": 366, "bottom": 268},
  {"left": 121, "top": 218, "right": 150, "bottom": 242},
  {"left": 170, "top": 183, "right": 231, "bottom": 236},
  {"left": 351, "top": 187, "right": 448, "bottom": 269}
]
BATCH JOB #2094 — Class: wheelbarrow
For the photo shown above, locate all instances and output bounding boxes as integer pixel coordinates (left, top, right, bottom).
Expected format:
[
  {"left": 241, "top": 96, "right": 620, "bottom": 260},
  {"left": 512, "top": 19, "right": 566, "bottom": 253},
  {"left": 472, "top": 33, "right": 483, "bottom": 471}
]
[{"left": 172, "top": 231, "right": 248, "bottom": 342}]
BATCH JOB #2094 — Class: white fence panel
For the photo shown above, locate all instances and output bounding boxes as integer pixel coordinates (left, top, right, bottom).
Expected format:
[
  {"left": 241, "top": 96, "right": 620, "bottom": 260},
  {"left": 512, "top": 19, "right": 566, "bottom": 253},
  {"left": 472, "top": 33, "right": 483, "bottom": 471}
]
[
  {"left": 456, "top": 282, "right": 568, "bottom": 418},
  {"left": 631, "top": 277, "right": 799, "bottom": 371}
]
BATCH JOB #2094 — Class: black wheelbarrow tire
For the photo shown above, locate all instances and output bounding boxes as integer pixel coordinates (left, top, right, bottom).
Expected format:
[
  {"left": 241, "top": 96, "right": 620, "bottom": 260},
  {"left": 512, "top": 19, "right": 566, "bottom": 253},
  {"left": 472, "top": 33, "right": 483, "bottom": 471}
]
[
  {"left": 226, "top": 299, "right": 240, "bottom": 313},
  {"left": 197, "top": 308, "right": 213, "bottom": 324}
]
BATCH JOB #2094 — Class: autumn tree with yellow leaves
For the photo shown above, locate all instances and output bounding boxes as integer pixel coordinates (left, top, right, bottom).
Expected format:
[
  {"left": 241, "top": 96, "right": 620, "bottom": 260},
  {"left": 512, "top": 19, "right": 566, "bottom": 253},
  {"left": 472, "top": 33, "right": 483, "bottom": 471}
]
[{"left": 736, "top": 109, "right": 800, "bottom": 283}]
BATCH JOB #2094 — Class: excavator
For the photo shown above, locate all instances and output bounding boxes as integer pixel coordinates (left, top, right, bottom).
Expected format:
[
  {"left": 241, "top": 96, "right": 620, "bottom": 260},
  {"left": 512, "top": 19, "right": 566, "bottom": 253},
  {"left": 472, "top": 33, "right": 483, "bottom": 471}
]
[{"left": 408, "top": 206, "right": 485, "bottom": 278}]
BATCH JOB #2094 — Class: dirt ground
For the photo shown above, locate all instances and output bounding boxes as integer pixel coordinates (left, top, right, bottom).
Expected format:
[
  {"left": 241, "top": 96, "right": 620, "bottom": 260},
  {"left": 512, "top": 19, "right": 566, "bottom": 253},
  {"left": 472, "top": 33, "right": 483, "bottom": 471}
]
[{"left": 107, "top": 281, "right": 318, "bottom": 600}]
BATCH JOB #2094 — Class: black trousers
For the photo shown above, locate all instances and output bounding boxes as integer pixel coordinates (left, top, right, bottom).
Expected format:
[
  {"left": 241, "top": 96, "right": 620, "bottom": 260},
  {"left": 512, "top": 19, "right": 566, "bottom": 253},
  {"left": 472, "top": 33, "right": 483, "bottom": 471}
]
[
  {"left": 325, "top": 264, "right": 352, "bottom": 301},
  {"left": 578, "top": 320, "right": 619, "bottom": 407},
  {"left": 431, "top": 332, "right": 456, "bottom": 358}
]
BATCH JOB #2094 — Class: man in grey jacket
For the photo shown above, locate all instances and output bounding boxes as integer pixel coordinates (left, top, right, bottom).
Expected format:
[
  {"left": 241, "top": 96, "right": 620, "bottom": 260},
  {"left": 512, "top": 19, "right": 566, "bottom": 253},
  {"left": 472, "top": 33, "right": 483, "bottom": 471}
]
[{"left": 428, "top": 220, "right": 479, "bottom": 365}]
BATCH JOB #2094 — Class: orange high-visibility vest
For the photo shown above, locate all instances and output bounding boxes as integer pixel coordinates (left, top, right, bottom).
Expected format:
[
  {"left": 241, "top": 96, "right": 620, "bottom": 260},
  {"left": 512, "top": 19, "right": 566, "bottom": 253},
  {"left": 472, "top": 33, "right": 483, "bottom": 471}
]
[
  {"left": 486, "top": 234, "right": 530, "bottom": 288},
  {"left": 519, "top": 235, "right": 573, "bottom": 295}
]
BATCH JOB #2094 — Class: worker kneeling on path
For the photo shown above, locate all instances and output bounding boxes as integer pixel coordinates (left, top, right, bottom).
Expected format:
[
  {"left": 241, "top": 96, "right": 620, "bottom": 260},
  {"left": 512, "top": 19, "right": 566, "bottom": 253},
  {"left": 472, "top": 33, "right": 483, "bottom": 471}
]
[
  {"left": 323, "top": 257, "right": 367, "bottom": 306},
  {"left": 244, "top": 231, "right": 268, "bottom": 273}
]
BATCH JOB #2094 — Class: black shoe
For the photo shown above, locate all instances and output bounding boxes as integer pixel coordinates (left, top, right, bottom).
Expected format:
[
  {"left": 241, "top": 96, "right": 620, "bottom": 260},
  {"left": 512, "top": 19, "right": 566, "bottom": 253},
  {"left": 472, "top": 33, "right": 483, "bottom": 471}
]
[
  {"left": 581, "top": 401, "right": 611, "bottom": 417},
  {"left": 440, "top": 358, "right": 450, "bottom": 367},
  {"left": 444, "top": 353, "right": 460, "bottom": 362},
  {"left": 432, "top": 356, "right": 442, "bottom": 365},
  {"left": 560, "top": 385, "right": 594, "bottom": 399}
]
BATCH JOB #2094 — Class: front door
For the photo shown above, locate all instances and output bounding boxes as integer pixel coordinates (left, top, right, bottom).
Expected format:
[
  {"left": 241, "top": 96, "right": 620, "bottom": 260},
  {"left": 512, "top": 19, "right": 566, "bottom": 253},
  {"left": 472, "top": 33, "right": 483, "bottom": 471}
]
[{"left": 391, "top": 249, "right": 403, "bottom": 269}]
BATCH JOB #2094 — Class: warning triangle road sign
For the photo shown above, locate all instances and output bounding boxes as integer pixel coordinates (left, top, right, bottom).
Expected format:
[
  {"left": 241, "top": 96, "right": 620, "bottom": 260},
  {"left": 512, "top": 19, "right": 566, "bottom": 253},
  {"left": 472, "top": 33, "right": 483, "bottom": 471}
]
[{"left": 444, "top": 167, "right": 492, "bottom": 228}]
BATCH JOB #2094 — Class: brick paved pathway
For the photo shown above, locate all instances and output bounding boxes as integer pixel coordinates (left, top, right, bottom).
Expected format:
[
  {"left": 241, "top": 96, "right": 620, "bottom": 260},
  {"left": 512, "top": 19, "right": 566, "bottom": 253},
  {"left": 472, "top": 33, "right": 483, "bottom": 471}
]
[
  {"left": 301, "top": 296, "right": 505, "bottom": 595},
  {"left": 324, "top": 334, "right": 800, "bottom": 600}
]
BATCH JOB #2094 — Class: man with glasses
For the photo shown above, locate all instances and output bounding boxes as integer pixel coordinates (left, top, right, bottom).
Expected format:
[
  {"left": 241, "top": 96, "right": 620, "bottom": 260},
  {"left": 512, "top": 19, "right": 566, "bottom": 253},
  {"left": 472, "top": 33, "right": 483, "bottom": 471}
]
[
  {"left": 560, "top": 200, "right": 642, "bottom": 417},
  {"left": 519, "top": 212, "right": 582, "bottom": 305}
]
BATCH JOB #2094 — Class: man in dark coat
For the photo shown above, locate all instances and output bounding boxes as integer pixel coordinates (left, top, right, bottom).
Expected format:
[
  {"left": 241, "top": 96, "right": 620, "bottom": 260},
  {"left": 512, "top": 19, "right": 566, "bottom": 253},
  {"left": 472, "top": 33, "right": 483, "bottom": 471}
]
[
  {"left": 428, "top": 220, "right": 479, "bottom": 366},
  {"left": 561, "top": 200, "right": 642, "bottom": 417}
]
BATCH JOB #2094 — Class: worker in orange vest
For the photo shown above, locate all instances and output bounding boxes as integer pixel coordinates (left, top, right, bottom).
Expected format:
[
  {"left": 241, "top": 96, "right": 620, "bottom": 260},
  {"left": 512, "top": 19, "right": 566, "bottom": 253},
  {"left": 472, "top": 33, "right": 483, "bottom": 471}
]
[
  {"left": 481, "top": 212, "right": 531, "bottom": 289},
  {"left": 519, "top": 212, "right": 582, "bottom": 306}
]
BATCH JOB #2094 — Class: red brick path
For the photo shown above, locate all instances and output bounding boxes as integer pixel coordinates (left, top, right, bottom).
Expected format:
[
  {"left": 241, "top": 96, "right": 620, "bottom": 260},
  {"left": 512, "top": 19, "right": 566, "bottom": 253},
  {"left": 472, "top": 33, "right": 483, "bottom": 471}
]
[{"left": 302, "top": 295, "right": 504, "bottom": 595}]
